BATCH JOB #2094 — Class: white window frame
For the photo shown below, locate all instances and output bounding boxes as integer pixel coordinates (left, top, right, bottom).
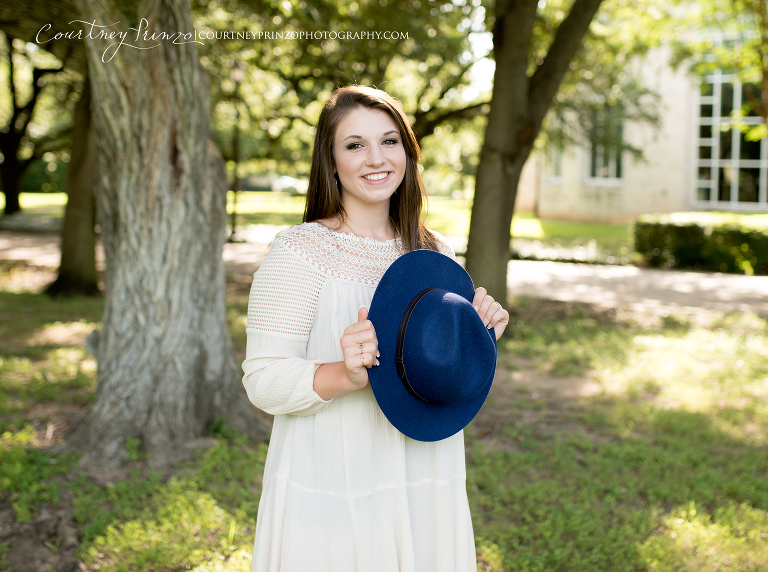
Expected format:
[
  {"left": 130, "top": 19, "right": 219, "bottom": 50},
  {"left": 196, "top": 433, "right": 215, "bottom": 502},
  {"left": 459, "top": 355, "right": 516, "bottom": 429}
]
[{"left": 693, "top": 67, "right": 768, "bottom": 211}]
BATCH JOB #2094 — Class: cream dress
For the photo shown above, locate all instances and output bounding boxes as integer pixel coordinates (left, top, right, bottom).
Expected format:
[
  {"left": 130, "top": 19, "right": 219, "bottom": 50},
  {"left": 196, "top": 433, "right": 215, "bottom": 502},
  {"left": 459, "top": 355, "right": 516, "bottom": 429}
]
[{"left": 242, "top": 222, "right": 477, "bottom": 572}]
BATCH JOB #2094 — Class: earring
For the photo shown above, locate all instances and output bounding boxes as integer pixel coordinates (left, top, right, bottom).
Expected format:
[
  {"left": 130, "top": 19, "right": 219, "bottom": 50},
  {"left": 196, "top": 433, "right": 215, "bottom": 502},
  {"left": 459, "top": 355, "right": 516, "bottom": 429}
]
[{"left": 334, "top": 173, "right": 341, "bottom": 193}]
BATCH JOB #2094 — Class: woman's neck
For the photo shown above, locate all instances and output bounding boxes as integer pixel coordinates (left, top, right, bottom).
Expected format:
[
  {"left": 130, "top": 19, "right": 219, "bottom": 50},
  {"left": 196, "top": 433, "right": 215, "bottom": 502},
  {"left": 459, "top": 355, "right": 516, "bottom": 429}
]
[{"left": 339, "top": 202, "right": 397, "bottom": 241}]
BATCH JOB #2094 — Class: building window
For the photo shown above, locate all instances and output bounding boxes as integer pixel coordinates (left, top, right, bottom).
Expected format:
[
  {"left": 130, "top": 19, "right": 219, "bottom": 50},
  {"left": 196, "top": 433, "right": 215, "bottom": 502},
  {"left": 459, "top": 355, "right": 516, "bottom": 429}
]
[
  {"left": 545, "top": 116, "right": 565, "bottom": 182},
  {"left": 547, "top": 145, "right": 563, "bottom": 181},
  {"left": 586, "top": 109, "right": 623, "bottom": 182},
  {"left": 696, "top": 71, "right": 767, "bottom": 208}
]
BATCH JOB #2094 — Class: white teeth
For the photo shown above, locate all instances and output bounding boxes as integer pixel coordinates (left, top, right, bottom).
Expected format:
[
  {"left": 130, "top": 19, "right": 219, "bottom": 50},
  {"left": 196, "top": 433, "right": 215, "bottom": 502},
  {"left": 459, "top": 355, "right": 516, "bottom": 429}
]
[{"left": 363, "top": 172, "right": 388, "bottom": 181}]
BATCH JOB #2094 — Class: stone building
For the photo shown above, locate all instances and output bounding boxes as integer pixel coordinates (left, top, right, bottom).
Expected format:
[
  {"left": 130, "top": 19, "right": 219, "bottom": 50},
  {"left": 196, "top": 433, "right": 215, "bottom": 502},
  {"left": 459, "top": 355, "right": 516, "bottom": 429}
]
[{"left": 515, "top": 46, "right": 768, "bottom": 223}]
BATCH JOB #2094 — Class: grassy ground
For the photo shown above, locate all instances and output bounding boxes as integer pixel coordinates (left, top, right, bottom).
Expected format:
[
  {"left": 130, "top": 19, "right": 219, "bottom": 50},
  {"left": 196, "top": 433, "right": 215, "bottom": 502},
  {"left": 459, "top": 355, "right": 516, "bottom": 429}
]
[
  {"left": 222, "top": 193, "right": 631, "bottom": 255},
  {"left": 1, "top": 261, "right": 767, "bottom": 571},
  {"left": 0, "top": 194, "right": 67, "bottom": 218},
  {"left": 4, "top": 192, "right": 631, "bottom": 257}
]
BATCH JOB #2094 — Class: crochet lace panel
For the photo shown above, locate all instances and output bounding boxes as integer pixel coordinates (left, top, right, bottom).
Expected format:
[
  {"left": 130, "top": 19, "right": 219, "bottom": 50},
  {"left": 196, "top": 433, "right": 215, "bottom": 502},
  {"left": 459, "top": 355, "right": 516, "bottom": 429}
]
[
  {"left": 247, "top": 243, "right": 326, "bottom": 337},
  {"left": 248, "top": 223, "right": 454, "bottom": 336},
  {"left": 276, "top": 222, "right": 454, "bottom": 287}
]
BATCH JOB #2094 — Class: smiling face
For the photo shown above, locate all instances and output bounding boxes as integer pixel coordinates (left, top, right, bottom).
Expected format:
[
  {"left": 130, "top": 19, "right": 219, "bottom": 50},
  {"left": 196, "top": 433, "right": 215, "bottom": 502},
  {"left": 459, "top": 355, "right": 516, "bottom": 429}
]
[{"left": 333, "top": 107, "right": 407, "bottom": 211}]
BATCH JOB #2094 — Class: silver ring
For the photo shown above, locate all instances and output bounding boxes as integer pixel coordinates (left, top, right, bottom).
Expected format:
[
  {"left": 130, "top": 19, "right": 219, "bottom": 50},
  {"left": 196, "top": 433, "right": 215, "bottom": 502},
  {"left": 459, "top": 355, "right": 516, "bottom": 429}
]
[
  {"left": 360, "top": 354, "right": 365, "bottom": 364},
  {"left": 493, "top": 302, "right": 501, "bottom": 308}
]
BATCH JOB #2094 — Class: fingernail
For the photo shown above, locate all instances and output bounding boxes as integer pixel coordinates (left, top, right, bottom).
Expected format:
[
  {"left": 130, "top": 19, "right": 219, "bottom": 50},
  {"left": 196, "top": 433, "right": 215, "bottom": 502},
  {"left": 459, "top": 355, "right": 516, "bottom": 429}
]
[
  {"left": 375, "top": 359, "right": 380, "bottom": 366},
  {"left": 377, "top": 350, "right": 380, "bottom": 357}
]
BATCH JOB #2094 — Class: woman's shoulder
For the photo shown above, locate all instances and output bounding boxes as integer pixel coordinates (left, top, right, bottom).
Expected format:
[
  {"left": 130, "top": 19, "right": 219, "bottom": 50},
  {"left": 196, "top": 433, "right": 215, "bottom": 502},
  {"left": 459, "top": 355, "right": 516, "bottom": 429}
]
[
  {"left": 425, "top": 227, "right": 455, "bottom": 259},
  {"left": 269, "top": 221, "right": 345, "bottom": 277},
  {"left": 273, "top": 221, "right": 332, "bottom": 249}
]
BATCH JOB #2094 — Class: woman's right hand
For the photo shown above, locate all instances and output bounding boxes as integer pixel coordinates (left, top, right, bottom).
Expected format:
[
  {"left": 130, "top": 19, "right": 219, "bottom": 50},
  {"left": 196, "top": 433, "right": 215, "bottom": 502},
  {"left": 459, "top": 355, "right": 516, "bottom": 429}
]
[{"left": 340, "top": 306, "right": 380, "bottom": 391}]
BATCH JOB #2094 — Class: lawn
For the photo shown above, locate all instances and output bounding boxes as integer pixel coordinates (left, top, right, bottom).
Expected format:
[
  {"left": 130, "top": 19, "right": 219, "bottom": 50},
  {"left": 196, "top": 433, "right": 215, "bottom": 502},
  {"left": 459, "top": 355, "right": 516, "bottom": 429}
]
[
  {"left": 0, "top": 193, "right": 67, "bottom": 218},
  {"left": 221, "top": 192, "right": 631, "bottom": 256},
  {"left": 1, "top": 261, "right": 767, "bottom": 571},
  {"left": 4, "top": 192, "right": 631, "bottom": 259}
]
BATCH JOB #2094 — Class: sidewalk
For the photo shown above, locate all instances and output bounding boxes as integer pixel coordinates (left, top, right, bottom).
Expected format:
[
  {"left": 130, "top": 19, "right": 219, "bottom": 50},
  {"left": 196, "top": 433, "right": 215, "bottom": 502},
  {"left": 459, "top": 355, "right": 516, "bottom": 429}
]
[
  {"left": 507, "top": 259, "right": 768, "bottom": 315},
  {"left": 2, "top": 230, "right": 767, "bottom": 314}
]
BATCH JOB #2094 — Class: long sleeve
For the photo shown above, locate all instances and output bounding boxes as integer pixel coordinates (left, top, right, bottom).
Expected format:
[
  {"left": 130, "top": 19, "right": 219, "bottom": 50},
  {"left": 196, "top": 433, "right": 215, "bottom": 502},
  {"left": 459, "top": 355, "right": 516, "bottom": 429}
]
[
  {"left": 241, "top": 236, "right": 332, "bottom": 416},
  {"left": 432, "top": 230, "right": 456, "bottom": 261}
]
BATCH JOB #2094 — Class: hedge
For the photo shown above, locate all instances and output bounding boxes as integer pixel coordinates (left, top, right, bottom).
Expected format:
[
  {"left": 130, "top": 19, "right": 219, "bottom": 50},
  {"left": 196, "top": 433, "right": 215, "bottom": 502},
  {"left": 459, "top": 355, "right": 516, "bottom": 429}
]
[{"left": 634, "top": 212, "right": 768, "bottom": 275}]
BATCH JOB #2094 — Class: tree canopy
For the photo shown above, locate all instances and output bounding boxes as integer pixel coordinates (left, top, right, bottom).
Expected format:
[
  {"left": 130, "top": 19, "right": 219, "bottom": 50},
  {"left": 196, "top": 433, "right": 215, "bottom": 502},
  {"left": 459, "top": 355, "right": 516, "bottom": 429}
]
[
  {"left": 193, "top": 0, "right": 491, "bottom": 186},
  {"left": 0, "top": 33, "right": 80, "bottom": 213},
  {"left": 671, "top": 0, "right": 768, "bottom": 141}
]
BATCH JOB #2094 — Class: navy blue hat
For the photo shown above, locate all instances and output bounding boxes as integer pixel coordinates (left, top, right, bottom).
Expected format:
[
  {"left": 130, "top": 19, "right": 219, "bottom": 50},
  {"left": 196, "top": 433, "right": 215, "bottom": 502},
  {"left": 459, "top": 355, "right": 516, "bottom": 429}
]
[{"left": 368, "top": 249, "right": 497, "bottom": 442}]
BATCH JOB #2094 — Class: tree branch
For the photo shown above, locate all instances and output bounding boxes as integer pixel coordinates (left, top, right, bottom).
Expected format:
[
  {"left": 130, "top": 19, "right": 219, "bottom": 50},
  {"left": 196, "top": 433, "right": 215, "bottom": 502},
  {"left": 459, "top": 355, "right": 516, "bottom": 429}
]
[
  {"left": 0, "top": 0, "right": 86, "bottom": 75},
  {"left": 414, "top": 69, "right": 435, "bottom": 113},
  {"left": 436, "top": 61, "right": 474, "bottom": 103},
  {"left": 15, "top": 63, "right": 65, "bottom": 136},
  {"left": 243, "top": 105, "right": 315, "bottom": 129},
  {"left": 18, "top": 128, "right": 72, "bottom": 172},
  {"left": 529, "top": 0, "right": 606, "bottom": 126},
  {"left": 756, "top": 0, "right": 768, "bottom": 122},
  {"left": 6, "top": 33, "right": 18, "bottom": 127},
  {"left": 413, "top": 61, "right": 474, "bottom": 130},
  {"left": 31, "top": 126, "right": 72, "bottom": 155},
  {"left": 412, "top": 100, "right": 489, "bottom": 142},
  {"left": 271, "top": 67, "right": 315, "bottom": 106}
]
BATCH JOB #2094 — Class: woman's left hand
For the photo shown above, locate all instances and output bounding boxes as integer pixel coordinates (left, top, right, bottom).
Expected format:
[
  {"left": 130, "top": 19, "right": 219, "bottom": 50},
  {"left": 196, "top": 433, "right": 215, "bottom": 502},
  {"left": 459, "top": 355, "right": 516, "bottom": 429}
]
[{"left": 472, "top": 287, "right": 510, "bottom": 341}]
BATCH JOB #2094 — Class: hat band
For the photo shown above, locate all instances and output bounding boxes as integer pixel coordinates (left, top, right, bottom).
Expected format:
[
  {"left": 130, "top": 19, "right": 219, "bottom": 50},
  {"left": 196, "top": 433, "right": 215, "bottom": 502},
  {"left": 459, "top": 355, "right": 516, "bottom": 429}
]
[{"left": 394, "top": 287, "right": 444, "bottom": 403}]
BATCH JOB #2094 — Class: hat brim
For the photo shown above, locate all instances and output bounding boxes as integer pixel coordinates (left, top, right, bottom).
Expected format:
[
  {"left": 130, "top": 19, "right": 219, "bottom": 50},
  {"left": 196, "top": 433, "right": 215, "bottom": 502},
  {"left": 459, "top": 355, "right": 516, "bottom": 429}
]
[{"left": 368, "top": 249, "right": 497, "bottom": 442}]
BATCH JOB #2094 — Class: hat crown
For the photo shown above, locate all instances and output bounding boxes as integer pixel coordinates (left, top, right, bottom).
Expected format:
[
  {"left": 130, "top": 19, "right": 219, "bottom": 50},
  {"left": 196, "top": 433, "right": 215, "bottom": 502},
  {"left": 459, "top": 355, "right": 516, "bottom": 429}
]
[
  {"left": 368, "top": 248, "right": 498, "bottom": 442},
  {"left": 401, "top": 289, "right": 496, "bottom": 404}
]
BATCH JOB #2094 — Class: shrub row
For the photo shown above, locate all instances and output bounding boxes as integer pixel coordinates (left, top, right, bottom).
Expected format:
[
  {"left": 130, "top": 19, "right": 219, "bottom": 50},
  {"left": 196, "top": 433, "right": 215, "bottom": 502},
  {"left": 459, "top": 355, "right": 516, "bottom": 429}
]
[{"left": 634, "top": 213, "right": 768, "bottom": 275}]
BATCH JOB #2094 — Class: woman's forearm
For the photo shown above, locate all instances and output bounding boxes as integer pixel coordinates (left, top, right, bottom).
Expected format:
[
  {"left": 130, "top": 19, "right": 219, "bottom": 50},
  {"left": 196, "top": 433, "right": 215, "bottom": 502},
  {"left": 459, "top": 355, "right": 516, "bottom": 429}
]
[{"left": 314, "top": 361, "right": 361, "bottom": 400}]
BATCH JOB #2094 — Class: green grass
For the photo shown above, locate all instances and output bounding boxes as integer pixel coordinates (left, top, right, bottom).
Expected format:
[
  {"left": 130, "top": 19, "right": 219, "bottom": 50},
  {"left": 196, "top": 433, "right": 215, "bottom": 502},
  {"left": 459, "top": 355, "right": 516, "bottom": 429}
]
[
  {"left": 223, "top": 192, "right": 630, "bottom": 255},
  {"left": 227, "top": 193, "right": 633, "bottom": 258},
  {"left": 0, "top": 192, "right": 67, "bottom": 217},
  {"left": 0, "top": 287, "right": 103, "bottom": 433},
  {"left": 0, "top": 426, "right": 78, "bottom": 522},
  {"left": 469, "top": 299, "right": 768, "bottom": 571},
  {"left": 4, "top": 193, "right": 629, "bottom": 257},
  {"left": 1, "top": 268, "right": 767, "bottom": 570},
  {"left": 70, "top": 432, "right": 267, "bottom": 571},
  {"left": 226, "top": 191, "right": 306, "bottom": 227}
]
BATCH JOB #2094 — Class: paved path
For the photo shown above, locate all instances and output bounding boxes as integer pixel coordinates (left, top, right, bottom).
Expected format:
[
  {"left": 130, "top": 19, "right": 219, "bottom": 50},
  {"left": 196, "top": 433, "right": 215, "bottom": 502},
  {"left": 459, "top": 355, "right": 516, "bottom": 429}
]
[
  {"left": 507, "top": 259, "right": 768, "bottom": 315},
  {"left": 2, "top": 230, "right": 767, "bottom": 314},
  {"left": 0, "top": 231, "right": 270, "bottom": 274},
  {"left": 0, "top": 232, "right": 68, "bottom": 268}
]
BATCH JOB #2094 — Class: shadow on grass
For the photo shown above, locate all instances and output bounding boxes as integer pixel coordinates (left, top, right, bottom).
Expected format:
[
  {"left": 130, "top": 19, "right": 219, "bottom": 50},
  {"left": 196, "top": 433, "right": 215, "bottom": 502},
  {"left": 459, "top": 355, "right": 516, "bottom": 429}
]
[
  {"left": 68, "top": 432, "right": 268, "bottom": 568},
  {"left": 0, "top": 290, "right": 104, "bottom": 356},
  {"left": 234, "top": 212, "right": 302, "bottom": 227},
  {"left": 470, "top": 297, "right": 768, "bottom": 570},
  {"left": 503, "top": 297, "right": 638, "bottom": 377},
  {"left": 2, "top": 285, "right": 767, "bottom": 571},
  {"left": 0, "top": 291, "right": 103, "bottom": 434},
  {"left": 468, "top": 402, "right": 768, "bottom": 571}
]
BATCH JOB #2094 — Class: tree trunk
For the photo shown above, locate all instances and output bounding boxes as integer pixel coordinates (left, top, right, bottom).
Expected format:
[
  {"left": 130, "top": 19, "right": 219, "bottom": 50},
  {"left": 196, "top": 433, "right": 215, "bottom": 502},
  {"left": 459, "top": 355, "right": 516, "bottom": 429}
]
[
  {"left": 465, "top": 0, "right": 539, "bottom": 304},
  {"left": 465, "top": 0, "right": 605, "bottom": 306},
  {"left": 45, "top": 76, "right": 99, "bottom": 297},
  {"left": 0, "top": 148, "right": 22, "bottom": 216},
  {"left": 466, "top": 144, "right": 530, "bottom": 305},
  {"left": 67, "top": 0, "right": 269, "bottom": 470}
]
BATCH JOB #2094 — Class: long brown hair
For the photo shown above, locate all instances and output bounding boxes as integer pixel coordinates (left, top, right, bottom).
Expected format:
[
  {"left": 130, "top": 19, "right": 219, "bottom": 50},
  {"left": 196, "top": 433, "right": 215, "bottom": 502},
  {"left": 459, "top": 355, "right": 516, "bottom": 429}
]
[{"left": 303, "top": 85, "right": 440, "bottom": 252}]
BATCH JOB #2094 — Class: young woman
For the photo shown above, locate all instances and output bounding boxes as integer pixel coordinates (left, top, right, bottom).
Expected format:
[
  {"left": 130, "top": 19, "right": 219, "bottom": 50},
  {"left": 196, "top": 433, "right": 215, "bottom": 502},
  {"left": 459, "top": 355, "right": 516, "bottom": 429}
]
[{"left": 242, "top": 85, "right": 509, "bottom": 572}]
